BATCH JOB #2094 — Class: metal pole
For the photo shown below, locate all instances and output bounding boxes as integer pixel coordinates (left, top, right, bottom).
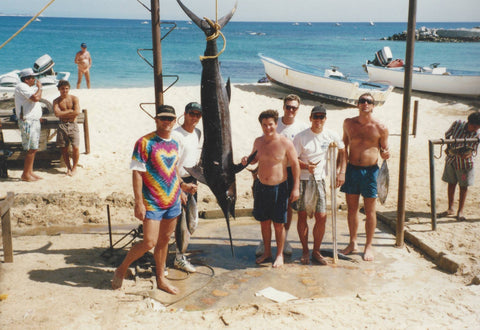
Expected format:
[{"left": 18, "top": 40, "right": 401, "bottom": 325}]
[
  {"left": 329, "top": 144, "right": 338, "bottom": 264},
  {"left": 428, "top": 140, "right": 437, "bottom": 230},
  {"left": 107, "top": 204, "right": 113, "bottom": 249},
  {"left": 150, "top": 0, "right": 164, "bottom": 108},
  {"left": 412, "top": 100, "right": 419, "bottom": 137},
  {"left": 396, "top": 0, "right": 417, "bottom": 248}
]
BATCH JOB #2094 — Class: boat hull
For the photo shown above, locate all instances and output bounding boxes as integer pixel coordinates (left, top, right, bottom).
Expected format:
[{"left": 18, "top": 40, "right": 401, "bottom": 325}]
[
  {"left": 259, "top": 54, "right": 393, "bottom": 106},
  {"left": 366, "top": 64, "right": 480, "bottom": 97}
]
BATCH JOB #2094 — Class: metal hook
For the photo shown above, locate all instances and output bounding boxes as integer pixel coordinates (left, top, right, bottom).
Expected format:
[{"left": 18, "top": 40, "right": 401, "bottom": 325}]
[{"left": 434, "top": 138, "right": 444, "bottom": 159}]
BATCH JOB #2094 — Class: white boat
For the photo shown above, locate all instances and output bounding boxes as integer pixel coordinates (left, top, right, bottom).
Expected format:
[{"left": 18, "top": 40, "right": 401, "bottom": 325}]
[
  {"left": 0, "top": 54, "right": 70, "bottom": 97},
  {"left": 259, "top": 53, "right": 393, "bottom": 106},
  {"left": 364, "top": 46, "right": 480, "bottom": 97},
  {"left": 369, "top": 19, "right": 374, "bottom": 26}
]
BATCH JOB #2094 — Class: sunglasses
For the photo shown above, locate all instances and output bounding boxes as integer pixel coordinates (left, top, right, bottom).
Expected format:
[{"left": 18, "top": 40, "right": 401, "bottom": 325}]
[
  {"left": 188, "top": 112, "right": 202, "bottom": 118},
  {"left": 285, "top": 105, "right": 298, "bottom": 111},
  {"left": 358, "top": 98, "right": 374, "bottom": 105},
  {"left": 157, "top": 116, "right": 175, "bottom": 122},
  {"left": 312, "top": 114, "right": 326, "bottom": 120}
]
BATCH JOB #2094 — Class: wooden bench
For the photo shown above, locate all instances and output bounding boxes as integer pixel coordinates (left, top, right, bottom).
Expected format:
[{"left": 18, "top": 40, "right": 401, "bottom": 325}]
[
  {"left": 0, "top": 109, "right": 90, "bottom": 177},
  {"left": 0, "top": 192, "right": 14, "bottom": 263}
]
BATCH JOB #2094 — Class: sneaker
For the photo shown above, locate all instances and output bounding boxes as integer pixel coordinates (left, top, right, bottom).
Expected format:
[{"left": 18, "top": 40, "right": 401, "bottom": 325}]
[
  {"left": 174, "top": 256, "right": 196, "bottom": 273},
  {"left": 255, "top": 241, "right": 265, "bottom": 257},
  {"left": 283, "top": 240, "right": 293, "bottom": 256}
]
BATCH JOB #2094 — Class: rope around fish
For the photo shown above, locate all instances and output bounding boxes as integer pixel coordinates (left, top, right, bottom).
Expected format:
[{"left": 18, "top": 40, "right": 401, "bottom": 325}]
[{"left": 199, "top": 0, "right": 227, "bottom": 61}]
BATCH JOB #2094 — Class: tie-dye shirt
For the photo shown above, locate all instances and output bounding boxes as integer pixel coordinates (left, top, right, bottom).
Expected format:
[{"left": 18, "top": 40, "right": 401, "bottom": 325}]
[{"left": 131, "top": 132, "right": 181, "bottom": 211}]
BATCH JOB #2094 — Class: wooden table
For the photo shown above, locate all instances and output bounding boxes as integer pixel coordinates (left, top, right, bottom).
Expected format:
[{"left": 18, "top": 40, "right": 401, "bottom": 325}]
[
  {"left": 0, "top": 192, "right": 14, "bottom": 263},
  {"left": 0, "top": 110, "right": 90, "bottom": 177}
]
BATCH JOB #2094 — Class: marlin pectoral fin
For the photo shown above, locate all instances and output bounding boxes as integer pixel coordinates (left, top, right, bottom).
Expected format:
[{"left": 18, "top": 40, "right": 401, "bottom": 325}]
[
  {"left": 226, "top": 78, "right": 231, "bottom": 102},
  {"left": 185, "top": 164, "right": 207, "bottom": 185},
  {"left": 232, "top": 150, "right": 258, "bottom": 174}
]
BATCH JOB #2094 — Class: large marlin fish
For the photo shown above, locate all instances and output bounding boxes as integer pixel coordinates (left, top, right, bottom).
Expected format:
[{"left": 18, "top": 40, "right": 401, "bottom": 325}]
[{"left": 177, "top": 0, "right": 253, "bottom": 256}]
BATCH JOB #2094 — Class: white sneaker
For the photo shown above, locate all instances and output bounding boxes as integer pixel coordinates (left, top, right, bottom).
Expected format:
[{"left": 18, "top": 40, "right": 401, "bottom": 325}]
[
  {"left": 283, "top": 241, "right": 293, "bottom": 256},
  {"left": 174, "top": 256, "right": 196, "bottom": 273},
  {"left": 255, "top": 241, "right": 264, "bottom": 257}
]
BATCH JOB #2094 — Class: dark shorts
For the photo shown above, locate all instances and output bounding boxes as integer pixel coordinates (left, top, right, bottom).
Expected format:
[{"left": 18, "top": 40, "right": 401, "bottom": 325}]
[
  {"left": 340, "top": 163, "right": 379, "bottom": 198},
  {"left": 253, "top": 179, "right": 289, "bottom": 224},
  {"left": 287, "top": 166, "right": 293, "bottom": 196},
  {"left": 57, "top": 122, "right": 80, "bottom": 148}
]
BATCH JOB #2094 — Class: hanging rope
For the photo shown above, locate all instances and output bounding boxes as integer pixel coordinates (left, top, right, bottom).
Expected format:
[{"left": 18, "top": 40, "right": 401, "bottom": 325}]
[
  {"left": 199, "top": 0, "right": 227, "bottom": 61},
  {"left": 0, "top": 0, "right": 57, "bottom": 51}
]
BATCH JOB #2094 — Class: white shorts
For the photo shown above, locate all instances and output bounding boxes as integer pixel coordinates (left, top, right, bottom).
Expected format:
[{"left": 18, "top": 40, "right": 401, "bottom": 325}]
[{"left": 18, "top": 119, "right": 41, "bottom": 150}]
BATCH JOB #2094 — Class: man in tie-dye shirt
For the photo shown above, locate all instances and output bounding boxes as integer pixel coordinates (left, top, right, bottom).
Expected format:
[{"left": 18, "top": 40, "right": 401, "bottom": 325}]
[{"left": 112, "top": 105, "right": 197, "bottom": 294}]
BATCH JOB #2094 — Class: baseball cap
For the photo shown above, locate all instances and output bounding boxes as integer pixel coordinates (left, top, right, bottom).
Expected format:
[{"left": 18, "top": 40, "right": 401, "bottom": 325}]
[
  {"left": 311, "top": 105, "right": 327, "bottom": 115},
  {"left": 185, "top": 102, "right": 202, "bottom": 113},
  {"left": 19, "top": 68, "right": 36, "bottom": 78},
  {"left": 81, "top": 42, "right": 87, "bottom": 48},
  {"left": 156, "top": 104, "right": 176, "bottom": 118}
]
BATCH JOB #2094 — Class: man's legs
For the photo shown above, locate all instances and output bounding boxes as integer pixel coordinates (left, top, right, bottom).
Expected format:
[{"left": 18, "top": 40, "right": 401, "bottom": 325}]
[
  {"left": 153, "top": 217, "right": 179, "bottom": 294},
  {"left": 71, "top": 146, "right": 80, "bottom": 175},
  {"left": 446, "top": 183, "right": 456, "bottom": 215},
  {"left": 311, "top": 212, "right": 327, "bottom": 265},
  {"left": 341, "top": 193, "right": 360, "bottom": 255},
  {"left": 272, "top": 222, "right": 285, "bottom": 268},
  {"left": 61, "top": 147, "right": 72, "bottom": 175},
  {"left": 457, "top": 186, "right": 468, "bottom": 220},
  {"left": 112, "top": 219, "right": 160, "bottom": 289},
  {"left": 296, "top": 210, "right": 309, "bottom": 264},
  {"left": 85, "top": 71, "right": 91, "bottom": 89},
  {"left": 256, "top": 220, "right": 272, "bottom": 264},
  {"left": 76, "top": 70, "right": 83, "bottom": 89},
  {"left": 363, "top": 197, "right": 377, "bottom": 261},
  {"left": 21, "top": 149, "right": 41, "bottom": 181}
]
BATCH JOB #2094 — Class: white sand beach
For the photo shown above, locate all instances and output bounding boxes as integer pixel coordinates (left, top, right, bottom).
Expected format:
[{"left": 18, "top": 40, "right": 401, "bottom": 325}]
[{"left": 1, "top": 84, "right": 479, "bottom": 327}]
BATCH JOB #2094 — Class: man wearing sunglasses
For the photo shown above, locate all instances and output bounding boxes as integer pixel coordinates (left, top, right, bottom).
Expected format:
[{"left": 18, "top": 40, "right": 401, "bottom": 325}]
[
  {"left": 293, "top": 105, "right": 346, "bottom": 265},
  {"left": 340, "top": 93, "right": 390, "bottom": 261},
  {"left": 172, "top": 102, "right": 202, "bottom": 273},
  {"left": 256, "top": 94, "right": 308, "bottom": 258},
  {"left": 112, "top": 105, "right": 197, "bottom": 294},
  {"left": 14, "top": 68, "right": 43, "bottom": 182}
]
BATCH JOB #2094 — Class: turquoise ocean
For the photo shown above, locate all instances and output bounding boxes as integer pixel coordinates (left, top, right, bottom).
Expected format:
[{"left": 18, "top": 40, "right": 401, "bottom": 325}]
[{"left": 0, "top": 16, "right": 479, "bottom": 88}]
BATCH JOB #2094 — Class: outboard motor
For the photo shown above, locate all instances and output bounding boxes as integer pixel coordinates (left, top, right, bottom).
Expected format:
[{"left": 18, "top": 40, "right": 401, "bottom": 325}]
[
  {"left": 370, "top": 46, "right": 392, "bottom": 67},
  {"left": 33, "top": 54, "right": 55, "bottom": 76}
]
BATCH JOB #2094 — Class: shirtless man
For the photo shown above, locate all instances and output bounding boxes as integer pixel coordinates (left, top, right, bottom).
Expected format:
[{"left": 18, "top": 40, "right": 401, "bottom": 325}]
[
  {"left": 242, "top": 110, "right": 300, "bottom": 268},
  {"left": 53, "top": 80, "right": 81, "bottom": 176},
  {"left": 74, "top": 43, "right": 92, "bottom": 89},
  {"left": 340, "top": 93, "right": 390, "bottom": 261}
]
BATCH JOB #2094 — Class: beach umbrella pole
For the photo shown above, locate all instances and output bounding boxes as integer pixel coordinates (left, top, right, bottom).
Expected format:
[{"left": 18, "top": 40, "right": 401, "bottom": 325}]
[{"left": 329, "top": 143, "right": 338, "bottom": 264}]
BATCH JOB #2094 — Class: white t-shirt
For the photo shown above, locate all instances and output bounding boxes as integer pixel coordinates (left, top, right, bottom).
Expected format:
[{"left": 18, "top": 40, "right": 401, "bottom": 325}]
[
  {"left": 14, "top": 82, "right": 42, "bottom": 120},
  {"left": 172, "top": 126, "right": 202, "bottom": 178},
  {"left": 276, "top": 117, "right": 309, "bottom": 141},
  {"left": 293, "top": 128, "right": 345, "bottom": 180}
]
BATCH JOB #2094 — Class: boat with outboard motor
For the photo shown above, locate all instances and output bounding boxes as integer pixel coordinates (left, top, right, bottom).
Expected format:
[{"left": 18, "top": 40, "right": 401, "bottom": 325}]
[
  {"left": 259, "top": 53, "right": 393, "bottom": 106},
  {"left": 364, "top": 46, "right": 480, "bottom": 97},
  {"left": 0, "top": 54, "right": 70, "bottom": 97}
]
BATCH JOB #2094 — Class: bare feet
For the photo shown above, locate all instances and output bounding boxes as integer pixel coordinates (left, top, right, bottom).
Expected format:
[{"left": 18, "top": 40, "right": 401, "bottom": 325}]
[
  {"left": 457, "top": 213, "right": 466, "bottom": 222},
  {"left": 340, "top": 242, "right": 358, "bottom": 255},
  {"left": 21, "top": 174, "right": 39, "bottom": 182},
  {"left": 272, "top": 254, "right": 284, "bottom": 268},
  {"left": 111, "top": 269, "right": 124, "bottom": 290},
  {"left": 256, "top": 253, "right": 273, "bottom": 264},
  {"left": 300, "top": 252, "right": 310, "bottom": 265},
  {"left": 438, "top": 209, "right": 455, "bottom": 217},
  {"left": 363, "top": 245, "right": 374, "bottom": 261},
  {"left": 311, "top": 251, "right": 327, "bottom": 265},
  {"left": 157, "top": 280, "right": 179, "bottom": 295}
]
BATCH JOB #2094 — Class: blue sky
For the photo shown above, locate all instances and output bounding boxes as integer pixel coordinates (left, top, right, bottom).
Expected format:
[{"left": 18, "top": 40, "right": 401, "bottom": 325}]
[{"left": 1, "top": 0, "right": 479, "bottom": 22}]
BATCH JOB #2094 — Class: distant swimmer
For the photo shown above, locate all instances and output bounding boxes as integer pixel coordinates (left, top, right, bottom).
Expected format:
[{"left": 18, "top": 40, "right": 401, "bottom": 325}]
[{"left": 74, "top": 42, "right": 92, "bottom": 89}]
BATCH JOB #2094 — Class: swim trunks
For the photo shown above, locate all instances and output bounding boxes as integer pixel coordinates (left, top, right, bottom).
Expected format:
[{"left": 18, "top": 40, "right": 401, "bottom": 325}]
[
  {"left": 145, "top": 198, "right": 181, "bottom": 221},
  {"left": 340, "top": 163, "right": 379, "bottom": 198},
  {"left": 18, "top": 119, "right": 41, "bottom": 150},
  {"left": 253, "top": 179, "right": 289, "bottom": 223}
]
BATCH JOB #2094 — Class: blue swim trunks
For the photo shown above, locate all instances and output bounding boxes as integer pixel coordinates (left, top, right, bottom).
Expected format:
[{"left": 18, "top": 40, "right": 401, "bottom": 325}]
[
  {"left": 253, "top": 179, "right": 289, "bottom": 224},
  {"left": 145, "top": 198, "right": 181, "bottom": 221},
  {"left": 340, "top": 163, "right": 379, "bottom": 198}
]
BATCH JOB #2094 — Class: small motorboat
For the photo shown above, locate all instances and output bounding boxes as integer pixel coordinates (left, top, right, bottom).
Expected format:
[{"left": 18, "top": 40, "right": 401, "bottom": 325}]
[
  {"left": 259, "top": 53, "right": 393, "bottom": 106},
  {"left": 364, "top": 46, "right": 480, "bottom": 97},
  {"left": 0, "top": 54, "right": 70, "bottom": 97}
]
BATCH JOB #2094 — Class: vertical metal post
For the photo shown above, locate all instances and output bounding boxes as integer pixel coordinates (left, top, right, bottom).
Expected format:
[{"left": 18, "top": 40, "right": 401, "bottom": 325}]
[
  {"left": 107, "top": 204, "right": 113, "bottom": 249},
  {"left": 329, "top": 144, "right": 338, "bottom": 264},
  {"left": 412, "top": 100, "right": 419, "bottom": 137},
  {"left": 396, "top": 0, "right": 417, "bottom": 247},
  {"left": 428, "top": 140, "right": 437, "bottom": 230},
  {"left": 150, "top": 0, "right": 164, "bottom": 108}
]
